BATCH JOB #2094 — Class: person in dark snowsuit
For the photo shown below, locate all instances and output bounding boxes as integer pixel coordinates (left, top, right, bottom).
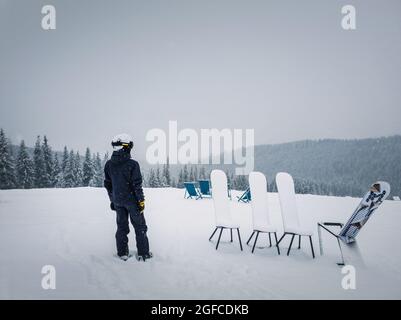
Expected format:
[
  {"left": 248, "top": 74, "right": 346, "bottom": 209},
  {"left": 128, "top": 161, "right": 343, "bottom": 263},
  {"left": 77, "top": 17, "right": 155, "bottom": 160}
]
[{"left": 104, "top": 133, "right": 151, "bottom": 261}]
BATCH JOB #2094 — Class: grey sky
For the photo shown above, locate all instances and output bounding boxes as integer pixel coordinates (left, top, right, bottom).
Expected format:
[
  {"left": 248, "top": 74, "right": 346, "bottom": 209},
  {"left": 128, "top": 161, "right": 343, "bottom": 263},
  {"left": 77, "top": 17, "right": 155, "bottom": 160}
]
[{"left": 0, "top": 0, "right": 400, "bottom": 158}]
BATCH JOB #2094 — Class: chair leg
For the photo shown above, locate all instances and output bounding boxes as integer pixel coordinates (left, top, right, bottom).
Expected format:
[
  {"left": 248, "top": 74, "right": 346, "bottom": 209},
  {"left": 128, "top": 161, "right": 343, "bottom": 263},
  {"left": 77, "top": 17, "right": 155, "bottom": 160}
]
[
  {"left": 336, "top": 237, "right": 345, "bottom": 265},
  {"left": 246, "top": 231, "right": 255, "bottom": 245},
  {"left": 237, "top": 228, "right": 243, "bottom": 251},
  {"left": 298, "top": 235, "right": 301, "bottom": 249},
  {"left": 230, "top": 229, "right": 233, "bottom": 242},
  {"left": 209, "top": 227, "right": 218, "bottom": 241},
  {"left": 274, "top": 232, "right": 280, "bottom": 255},
  {"left": 251, "top": 231, "right": 260, "bottom": 253},
  {"left": 216, "top": 228, "right": 224, "bottom": 250},
  {"left": 287, "top": 234, "right": 295, "bottom": 256},
  {"left": 309, "top": 236, "right": 315, "bottom": 259},
  {"left": 277, "top": 233, "right": 287, "bottom": 245},
  {"left": 268, "top": 233, "right": 272, "bottom": 247},
  {"left": 317, "top": 223, "right": 324, "bottom": 255}
]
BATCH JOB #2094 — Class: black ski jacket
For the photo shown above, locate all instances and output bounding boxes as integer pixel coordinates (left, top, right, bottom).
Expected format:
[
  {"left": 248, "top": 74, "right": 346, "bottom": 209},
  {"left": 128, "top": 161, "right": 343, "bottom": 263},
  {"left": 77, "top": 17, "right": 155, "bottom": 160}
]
[{"left": 104, "top": 150, "right": 144, "bottom": 207}]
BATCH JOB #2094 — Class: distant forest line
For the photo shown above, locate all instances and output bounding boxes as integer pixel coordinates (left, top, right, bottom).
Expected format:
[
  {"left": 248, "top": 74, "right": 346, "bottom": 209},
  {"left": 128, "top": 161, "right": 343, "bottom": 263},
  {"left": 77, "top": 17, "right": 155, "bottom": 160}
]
[{"left": 1, "top": 128, "right": 400, "bottom": 199}]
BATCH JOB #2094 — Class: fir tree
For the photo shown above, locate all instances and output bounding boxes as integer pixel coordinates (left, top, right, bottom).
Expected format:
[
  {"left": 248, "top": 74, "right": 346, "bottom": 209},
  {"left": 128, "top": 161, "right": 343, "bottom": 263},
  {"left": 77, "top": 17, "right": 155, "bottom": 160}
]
[
  {"left": 90, "top": 153, "right": 103, "bottom": 187},
  {"left": 61, "top": 146, "right": 69, "bottom": 173},
  {"left": 177, "top": 168, "right": 184, "bottom": 188},
  {"left": 73, "top": 151, "right": 83, "bottom": 187},
  {"left": 170, "top": 177, "right": 177, "bottom": 188},
  {"left": 199, "top": 166, "right": 206, "bottom": 179},
  {"left": 189, "top": 166, "right": 195, "bottom": 181},
  {"left": 183, "top": 164, "right": 189, "bottom": 182},
  {"left": 0, "top": 129, "right": 16, "bottom": 189},
  {"left": 193, "top": 166, "right": 198, "bottom": 181},
  {"left": 60, "top": 146, "right": 69, "bottom": 187},
  {"left": 82, "top": 147, "right": 94, "bottom": 186},
  {"left": 233, "top": 174, "right": 248, "bottom": 191},
  {"left": 102, "top": 152, "right": 109, "bottom": 167},
  {"left": 16, "top": 140, "right": 33, "bottom": 189},
  {"left": 42, "top": 136, "right": 54, "bottom": 188},
  {"left": 53, "top": 154, "right": 62, "bottom": 187},
  {"left": 63, "top": 150, "right": 76, "bottom": 188},
  {"left": 147, "top": 168, "right": 157, "bottom": 187},
  {"left": 162, "top": 157, "right": 171, "bottom": 186},
  {"left": 33, "top": 136, "right": 45, "bottom": 188},
  {"left": 155, "top": 166, "right": 161, "bottom": 187}
]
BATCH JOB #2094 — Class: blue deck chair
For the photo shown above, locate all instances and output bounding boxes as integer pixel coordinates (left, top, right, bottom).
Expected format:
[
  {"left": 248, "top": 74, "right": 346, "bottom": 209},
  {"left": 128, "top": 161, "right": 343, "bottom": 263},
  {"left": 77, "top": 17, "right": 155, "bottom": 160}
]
[
  {"left": 184, "top": 182, "right": 202, "bottom": 200},
  {"left": 198, "top": 180, "right": 212, "bottom": 197},
  {"left": 318, "top": 181, "right": 390, "bottom": 265},
  {"left": 237, "top": 187, "right": 251, "bottom": 203}
]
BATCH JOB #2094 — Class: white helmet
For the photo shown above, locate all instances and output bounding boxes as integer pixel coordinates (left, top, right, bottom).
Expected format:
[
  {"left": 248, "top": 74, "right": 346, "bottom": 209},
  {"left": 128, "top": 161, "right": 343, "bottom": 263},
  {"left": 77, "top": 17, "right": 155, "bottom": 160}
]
[{"left": 111, "top": 133, "right": 133, "bottom": 151}]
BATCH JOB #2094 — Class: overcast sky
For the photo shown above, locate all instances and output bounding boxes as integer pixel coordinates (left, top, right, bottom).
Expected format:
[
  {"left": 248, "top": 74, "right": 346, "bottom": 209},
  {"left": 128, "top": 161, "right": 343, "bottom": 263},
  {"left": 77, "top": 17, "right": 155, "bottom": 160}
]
[{"left": 0, "top": 0, "right": 400, "bottom": 157}]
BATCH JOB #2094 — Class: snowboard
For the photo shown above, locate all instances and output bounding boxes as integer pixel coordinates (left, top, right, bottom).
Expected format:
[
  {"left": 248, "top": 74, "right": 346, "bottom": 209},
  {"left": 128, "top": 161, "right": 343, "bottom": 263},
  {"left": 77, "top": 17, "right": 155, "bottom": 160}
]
[{"left": 338, "top": 181, "right": 390, "bottom": 243}]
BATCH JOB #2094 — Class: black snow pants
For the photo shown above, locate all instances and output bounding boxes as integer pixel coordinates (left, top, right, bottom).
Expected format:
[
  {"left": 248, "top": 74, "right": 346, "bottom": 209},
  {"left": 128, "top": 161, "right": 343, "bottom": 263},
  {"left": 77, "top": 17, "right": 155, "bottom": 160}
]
[{"left": 115, "top": 205, "right": 149, "bottom": 256}]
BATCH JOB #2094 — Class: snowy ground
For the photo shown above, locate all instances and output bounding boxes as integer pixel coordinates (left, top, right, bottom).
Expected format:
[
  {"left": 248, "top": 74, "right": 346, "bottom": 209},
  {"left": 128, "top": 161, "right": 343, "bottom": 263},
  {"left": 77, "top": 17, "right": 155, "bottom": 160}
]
[{"left": 0, "top": 187, "right": 401, "bottom": 299}]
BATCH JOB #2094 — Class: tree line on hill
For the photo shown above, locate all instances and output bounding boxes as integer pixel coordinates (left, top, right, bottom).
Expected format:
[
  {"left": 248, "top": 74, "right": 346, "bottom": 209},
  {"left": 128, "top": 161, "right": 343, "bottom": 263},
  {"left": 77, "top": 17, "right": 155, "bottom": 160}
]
[
  {"left": 144, "top": 162, "right": 249, "bottom": 191},
  {"left": 1, "top": 128, "right": 400, "bottom": 198},
  {"left": 0, "top": 128, "right": 250, "bottom": 192},
  {"left": 253, "top": 137, "right": 401, "bottom": 198},
  {"left": 0, "top": 129, "right": 106, "bottom": 189}
]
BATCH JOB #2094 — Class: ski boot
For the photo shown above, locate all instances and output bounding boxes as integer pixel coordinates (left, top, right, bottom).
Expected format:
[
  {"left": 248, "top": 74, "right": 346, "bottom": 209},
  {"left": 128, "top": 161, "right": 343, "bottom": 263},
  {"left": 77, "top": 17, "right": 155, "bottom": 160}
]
[
  {"left": 118, "top": 250, "right": 132, "bottom": 261},
  {"left": 136, "top": 252, "right": 153, "bottom": 262}
]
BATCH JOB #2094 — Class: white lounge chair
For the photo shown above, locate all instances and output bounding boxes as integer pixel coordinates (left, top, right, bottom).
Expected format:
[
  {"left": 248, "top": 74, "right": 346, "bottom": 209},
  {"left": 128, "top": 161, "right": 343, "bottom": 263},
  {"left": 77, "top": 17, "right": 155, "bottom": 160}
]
[
  {"left": 208, "top": 170, "right": 243, "bottom": 251},
  {"left": 247, "top": 172, "right": 280, "bottom": 254},
  {"left": 318, "top": 181, "right": 390, "bottom": 265},
  {"left": 276, "top": 172, "right": 315, "bottom": 258}
]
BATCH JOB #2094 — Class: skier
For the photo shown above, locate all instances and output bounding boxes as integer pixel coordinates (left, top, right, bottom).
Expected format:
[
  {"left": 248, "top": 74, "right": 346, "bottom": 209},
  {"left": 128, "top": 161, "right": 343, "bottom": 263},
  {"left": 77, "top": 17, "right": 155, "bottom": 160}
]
[{"left": 104, "top": 133, "right": 152, "bottom": 261}]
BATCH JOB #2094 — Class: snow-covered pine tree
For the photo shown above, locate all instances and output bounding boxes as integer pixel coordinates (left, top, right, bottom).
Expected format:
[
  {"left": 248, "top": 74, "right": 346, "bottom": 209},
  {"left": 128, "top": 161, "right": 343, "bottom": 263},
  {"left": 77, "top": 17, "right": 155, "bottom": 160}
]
[
  {"left": 147, "top": 168, "right": 157, "bottom": 187},
  {"left": 63, "top": 150, "right": 76, "bottom": 188},
  {"left": 194, "top": 166, "right": 198, "bottom": 181},
  {"left": 61, "top": 146, "right": 69, "bottom": 173},
  {"left": 162, "top": 157, "right": 171, "bottom": 186},
  {"left": 189, "top": 166, "right": 195, "bottom": 182},
  {"left": 0, "top": 129, "right": 16, "bottom": 189},
  {"left": 82, "top": 147, "right": 94, "bottom": 186},
  {"left": 160, "top": 174, "right": 167, "bottom": 187},
  {"left": 102, "top": 152, "right": 109, "bottom": 167},
  {"left": 16, "top": 140, "right": 33, "bottom": 189},
  {"left": 73, "top": 151, "right": 83, "bottom": 187},
  {"left": 89, "top": 153, "right": 103, "bottom": 187},
  {"left": 233, "top": 174, "right": 248, "bottom": 191},
  {"left": 177, "top": 167, "right": 184, "bottom": 188},
  {"left": 142, "top": 173, "right": 148, "bottom": 187},
  {"left": 183, "top": 164, "right": 189, "bottom": 182},
  {"left": 155, "top": 166, "right": 162, "bottom": 187},
  {"left": 33, "top": 136, "right": 46, "bottom": 188},
  {"left": 53, "top": 153, "right": 63, "bottom": 187},
  {"left": 42, "top": 136, "right": 54, "bottom": 188},
  {"left": 60, "top": 146, "right": 69, "bottom": 187},
  {"left": 199, "top": 166, "right": 206, "bottom": 179}
]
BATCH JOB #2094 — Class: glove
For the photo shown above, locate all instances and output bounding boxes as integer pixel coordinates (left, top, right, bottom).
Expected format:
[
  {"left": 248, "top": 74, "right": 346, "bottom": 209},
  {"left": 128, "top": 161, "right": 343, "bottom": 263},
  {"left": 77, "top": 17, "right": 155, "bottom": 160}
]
[
  {"left": 137, "top": 200, "right": 145, "bottom": 214},
  {"left": 110, "top": 202, "right": 116, "bottom": 211}
]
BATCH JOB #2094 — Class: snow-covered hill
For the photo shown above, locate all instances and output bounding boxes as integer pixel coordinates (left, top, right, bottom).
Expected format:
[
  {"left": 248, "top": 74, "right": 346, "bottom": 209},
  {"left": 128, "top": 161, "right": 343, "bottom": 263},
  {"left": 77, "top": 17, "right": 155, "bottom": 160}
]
[{"left": 0, "top": 187, "right": 400, "bottom": 299}]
